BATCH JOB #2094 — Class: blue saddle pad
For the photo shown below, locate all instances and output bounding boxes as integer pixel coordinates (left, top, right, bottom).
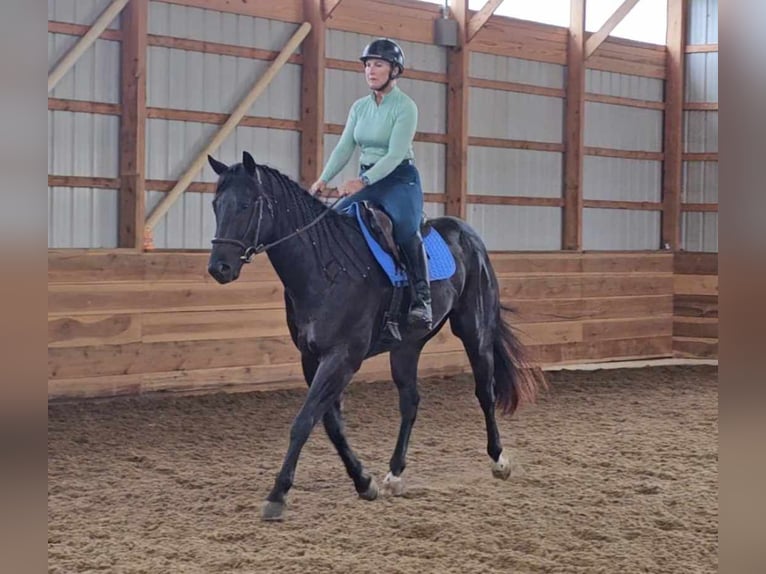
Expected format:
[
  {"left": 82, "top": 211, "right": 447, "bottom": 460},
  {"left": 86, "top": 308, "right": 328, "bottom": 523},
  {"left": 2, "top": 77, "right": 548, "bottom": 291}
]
[{"left": 347, "top": 203, "right": 456, "bottom": 287}]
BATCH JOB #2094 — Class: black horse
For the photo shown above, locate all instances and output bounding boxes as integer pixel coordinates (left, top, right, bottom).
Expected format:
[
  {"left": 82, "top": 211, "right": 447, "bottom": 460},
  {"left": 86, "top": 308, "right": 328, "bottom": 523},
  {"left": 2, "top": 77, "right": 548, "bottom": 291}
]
[{"left": 207, "top": 151, "right": 545, "bottom": 521}]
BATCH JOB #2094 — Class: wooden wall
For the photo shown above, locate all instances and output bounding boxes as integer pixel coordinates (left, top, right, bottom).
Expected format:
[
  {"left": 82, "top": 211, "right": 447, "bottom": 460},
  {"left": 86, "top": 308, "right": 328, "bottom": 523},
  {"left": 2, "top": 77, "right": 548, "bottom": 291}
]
[
  {"left": 48, "top": 251, "right": 675, "bottom": 400},
  {"left": 673, "top": 252, "right": 718, "bottom": 358}
]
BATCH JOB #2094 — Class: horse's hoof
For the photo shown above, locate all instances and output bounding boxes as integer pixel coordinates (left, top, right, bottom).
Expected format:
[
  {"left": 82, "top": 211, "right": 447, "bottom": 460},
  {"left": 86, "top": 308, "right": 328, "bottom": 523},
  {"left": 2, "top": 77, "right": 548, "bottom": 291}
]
[
  {"left": 358, "top": 477, "right": 379, "bottom": 501},
  {"left": 382, "top": 472, "right": 405, "bottom": 496},
  {"left": 261, "top": 500, "right": 285, "bottom": 521},
  {"left": 491, "top": 450, "right": 512, "bottom": 480}
]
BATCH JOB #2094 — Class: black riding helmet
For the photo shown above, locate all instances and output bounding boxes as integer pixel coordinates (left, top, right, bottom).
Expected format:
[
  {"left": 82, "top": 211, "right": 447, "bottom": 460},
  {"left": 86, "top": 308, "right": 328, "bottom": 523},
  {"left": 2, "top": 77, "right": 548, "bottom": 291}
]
[{"left": 360, "top": 38, "right": 405, "bottom": 77}]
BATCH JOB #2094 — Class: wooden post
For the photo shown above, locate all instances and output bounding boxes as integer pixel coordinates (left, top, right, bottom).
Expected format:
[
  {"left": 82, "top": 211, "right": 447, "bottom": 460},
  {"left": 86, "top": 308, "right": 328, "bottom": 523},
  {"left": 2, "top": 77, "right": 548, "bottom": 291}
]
[
  {"left": 662, "top": 0, "right": 686, "bottom": 250},
  {"left": 563, "top": 0, "right": 586, "bottom": 250},
  {"left": 48, "top": 0, "right": 131, "bottom": 91},
  {"left": 145, "top": 22, "right": 312, "bottom": 232},
  {"left": 300, "top": 0, "right": 325, "bottom": 188},
  {"left": 119, "top": 0, "right": 147, "bottom": 249},
  {"left": 445, "top": 0, "right": 469, "bottom": 220}
]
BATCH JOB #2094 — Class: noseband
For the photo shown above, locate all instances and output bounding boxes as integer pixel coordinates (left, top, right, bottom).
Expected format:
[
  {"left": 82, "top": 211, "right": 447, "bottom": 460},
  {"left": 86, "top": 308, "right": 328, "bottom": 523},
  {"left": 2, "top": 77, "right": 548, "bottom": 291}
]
[{"left": 211, "top": 194, "right": 342, "bottom": 263}]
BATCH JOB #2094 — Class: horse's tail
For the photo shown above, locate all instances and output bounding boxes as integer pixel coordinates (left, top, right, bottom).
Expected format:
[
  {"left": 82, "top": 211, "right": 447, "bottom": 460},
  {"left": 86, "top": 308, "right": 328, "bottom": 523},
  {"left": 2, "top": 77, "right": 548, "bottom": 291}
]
[{"left": 492, "top": 303, "right": 547, "bottom": 415}]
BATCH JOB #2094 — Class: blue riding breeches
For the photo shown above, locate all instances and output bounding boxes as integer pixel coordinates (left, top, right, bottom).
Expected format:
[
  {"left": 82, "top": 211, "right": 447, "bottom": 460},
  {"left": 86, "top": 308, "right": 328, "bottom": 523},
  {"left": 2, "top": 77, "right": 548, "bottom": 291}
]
[{"left": 333, "top": 161, "right": 424, "bottom": 244}]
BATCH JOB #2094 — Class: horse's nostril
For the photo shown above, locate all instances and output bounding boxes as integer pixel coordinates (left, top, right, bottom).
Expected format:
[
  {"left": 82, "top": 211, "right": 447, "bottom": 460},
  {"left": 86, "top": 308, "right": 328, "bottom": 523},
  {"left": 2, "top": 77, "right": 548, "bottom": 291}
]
[{"left": 208, "top": 260, "right": 232, "bottom": 282}]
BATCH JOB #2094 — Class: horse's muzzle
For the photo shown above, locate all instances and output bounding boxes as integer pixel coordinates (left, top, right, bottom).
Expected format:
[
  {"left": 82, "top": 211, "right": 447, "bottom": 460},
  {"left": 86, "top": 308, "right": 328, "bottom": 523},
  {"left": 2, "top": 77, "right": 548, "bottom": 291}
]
[{"left": 208, "top": 260, "right": 239, "bottom": 284}]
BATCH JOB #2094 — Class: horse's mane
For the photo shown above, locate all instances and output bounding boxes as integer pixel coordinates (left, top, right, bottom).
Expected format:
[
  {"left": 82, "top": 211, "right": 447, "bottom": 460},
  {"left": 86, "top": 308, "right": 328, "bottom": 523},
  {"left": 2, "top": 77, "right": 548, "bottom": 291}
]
[{"left": 250, "top": 162, "right": 370, "bottom": 274}]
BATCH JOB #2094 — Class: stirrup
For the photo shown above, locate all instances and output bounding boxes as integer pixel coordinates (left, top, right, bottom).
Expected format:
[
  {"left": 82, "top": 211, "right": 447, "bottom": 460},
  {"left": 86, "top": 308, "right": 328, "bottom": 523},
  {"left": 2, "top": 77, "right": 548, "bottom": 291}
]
[{"left": 407, "top": 305, "right": 432, "bottom": 329}]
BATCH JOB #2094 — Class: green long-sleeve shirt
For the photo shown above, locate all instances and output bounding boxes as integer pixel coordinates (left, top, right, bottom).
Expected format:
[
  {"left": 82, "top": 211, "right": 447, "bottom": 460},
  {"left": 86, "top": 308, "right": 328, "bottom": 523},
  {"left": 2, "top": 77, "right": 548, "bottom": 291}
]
[{"left": 319, "top": 86, "right": 418, "bottom": 186}]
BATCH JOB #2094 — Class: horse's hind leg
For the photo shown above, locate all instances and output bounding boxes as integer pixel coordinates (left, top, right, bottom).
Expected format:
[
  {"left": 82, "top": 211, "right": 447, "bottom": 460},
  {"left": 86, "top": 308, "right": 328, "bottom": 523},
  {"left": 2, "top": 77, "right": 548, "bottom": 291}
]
[
  {"left": 449, "top": 311, "right": 511, "bottom": 480},
  {"left": 384, "top": 343, "right": 424, "bottom": 495},
  {"left": 303, "top": 355, "right": 377, "bottom": 498}
]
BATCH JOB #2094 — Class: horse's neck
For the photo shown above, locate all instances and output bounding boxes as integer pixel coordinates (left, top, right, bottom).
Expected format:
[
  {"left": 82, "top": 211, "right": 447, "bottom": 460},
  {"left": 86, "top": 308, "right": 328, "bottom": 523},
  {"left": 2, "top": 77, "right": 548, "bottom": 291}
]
[{"left": 264, "top": 187, "right": 344, "bottom": 298}]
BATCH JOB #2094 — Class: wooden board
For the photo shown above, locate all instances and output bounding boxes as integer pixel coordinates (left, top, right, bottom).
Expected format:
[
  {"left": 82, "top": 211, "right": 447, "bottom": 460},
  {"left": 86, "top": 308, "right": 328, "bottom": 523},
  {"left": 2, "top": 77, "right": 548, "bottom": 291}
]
[
  {"left": 674, "top": 274, "right": 718, "bottom": 296},
  {"left": 673, "top": 317, "right": 718, "bottom": 339},
  {"left": 157, "top": 0, "right": 302, "bottom": 23},
  {"left": 48, "top": 250, "right": 682, "bottom": 399},
  {"left": 673, "top": 295, "right": 718, "bottom": 318},
  {"left": 499, "top": 274, "right": 673, "bottom": 300},
  {"left": 327, "top": 0, "right": 440, "bottom": 44},
  {"left": 673, "top": 337, "right": 718, "bottom": 359},
  {"left": 674, "top": 252, "right": 718, "bottom": 275},
  {"left": 511, "top": 295, "right": 673, "bottom": 324},
  {"left": 49, "top": 314, "right": 142, "bottom": 348},
  {"left": 48, "top": 281, "right": 286, "bottom": 316}
]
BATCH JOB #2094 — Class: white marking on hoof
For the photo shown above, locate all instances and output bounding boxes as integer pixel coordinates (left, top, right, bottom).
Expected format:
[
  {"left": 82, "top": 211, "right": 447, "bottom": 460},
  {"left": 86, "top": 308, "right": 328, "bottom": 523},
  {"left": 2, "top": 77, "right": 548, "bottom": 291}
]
[
  {"left": 382, "top": 472, "right": 405, "bottom": 496},
  {"left": 491, "top": 450, "right": 512, "bottom": 480}
]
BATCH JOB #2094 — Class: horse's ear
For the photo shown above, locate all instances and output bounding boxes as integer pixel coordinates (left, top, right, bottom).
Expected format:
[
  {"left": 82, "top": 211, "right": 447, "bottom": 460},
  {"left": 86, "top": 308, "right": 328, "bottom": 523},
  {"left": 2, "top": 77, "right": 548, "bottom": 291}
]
[
  {"left": 242, "top": 151, "right": 256, "bottom": 177},
  {"left": 208, "top": 155, "right": 228, "bottom": 175}
]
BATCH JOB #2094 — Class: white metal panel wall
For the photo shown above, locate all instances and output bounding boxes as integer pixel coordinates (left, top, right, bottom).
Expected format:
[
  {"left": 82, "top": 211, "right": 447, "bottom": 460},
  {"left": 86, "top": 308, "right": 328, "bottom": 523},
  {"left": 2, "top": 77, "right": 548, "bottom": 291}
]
[
  {"left": 144, "top": 4, "right": 304, "bottom": 248},
  {"left": 48, "top": 0, "right": 121, "bottom": 28},
  {"left": 148, "top": 1, "right": 301, "bottom": 118},
  {"left": 584, "top": 103, "right": 662, "bottom": 151},
  {"left": 147, "top": 190, "right": 217, "bottom": 250},
  {"left": 581, "top": 69, "right": 665, "bottom": 250},
  {"left": 48, "top": 188, "right": 119, "bottom": 248},
  {"left": 48, "top": 109, "right": 120, "bottom": 247},
  {"left": 684, "top": 111, "right": 717, "bottom": 153},
  {"left": 583, "top": 209, "right": 660, "bottom": 251},
  {"left": 467, "top": 205, "right": 561, "bottom": 251},
  {"left": 424, "top": 202, "right": 445, "bottom": 219},
  {"left": 49, "top": 111, "right": 120, "bottom": 177},
  {"left": 584, "top": 157, "right": 661, "bottom": 202},
  {"left": 148, "top": 1, "right": 301, "bottom": 52},
  {"left": 471, "top": 52, "right": 564, "bottom": 89},
  {"left": 687, "top": 0, "right": 718, "bottom": 44},
  {"left": 685, "top": 53, "right": 718, "bottom": 102},
  {"left": 682, "top": 213, "right": 718, "bottom": 252},
  {"left": 48, "top": 35, "right": 120, "bottom": 103},
  {"left": 683, "top": 0, "right": 718, "bottom": 251},
  {"left": 586, "top": 70, "right": 663, "bottom": 101},
  {"left": 326, "top": 30, "right": 447, "bottom": 74},
  {"left": 467, "top": 55, "right": 566, "bottom": 250},
  {"left": 147, "top": 47, "right": 301, "bottom": 119},
  {"left": 469, "top": 89, "right": 563, "bottom": 142},
  {"left": 147, "top": 123, "right": 300, "bottom": 249},
  {"left": 683, "top": 162, "right": 718, "bottom": 203},
  {"left": 48, "top": 0, "right": 122, "bottom": 247},
  {"left": 468, "top": 147, "right": 562, "bottom": 198}
]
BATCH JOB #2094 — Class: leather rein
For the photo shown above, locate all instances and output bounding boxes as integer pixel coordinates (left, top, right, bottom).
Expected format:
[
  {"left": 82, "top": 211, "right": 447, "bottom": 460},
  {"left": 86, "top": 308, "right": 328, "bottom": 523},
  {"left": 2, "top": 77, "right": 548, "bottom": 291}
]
[{"left": 211, "top": 193, "right": 344, "bottom": 263}]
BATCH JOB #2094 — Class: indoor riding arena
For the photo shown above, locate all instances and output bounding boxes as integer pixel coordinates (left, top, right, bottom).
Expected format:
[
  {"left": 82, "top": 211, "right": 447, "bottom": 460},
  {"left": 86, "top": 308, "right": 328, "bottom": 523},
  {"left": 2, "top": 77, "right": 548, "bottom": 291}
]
[{"left": 48, "top": 0, "right": 718, "bottom": 572}]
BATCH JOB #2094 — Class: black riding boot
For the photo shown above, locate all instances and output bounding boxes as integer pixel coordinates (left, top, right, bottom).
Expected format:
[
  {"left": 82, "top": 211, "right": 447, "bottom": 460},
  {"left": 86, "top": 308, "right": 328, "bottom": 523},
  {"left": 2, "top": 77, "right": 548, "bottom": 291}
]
[{"left": 400, "top": 232, "right": 433, "bottom": 330}]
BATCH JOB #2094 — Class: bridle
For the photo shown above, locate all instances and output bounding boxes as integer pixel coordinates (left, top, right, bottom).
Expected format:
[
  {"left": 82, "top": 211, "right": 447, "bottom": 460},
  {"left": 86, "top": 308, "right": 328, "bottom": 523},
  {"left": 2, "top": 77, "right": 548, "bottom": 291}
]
[{"left": 211, "top": 193, "right": 343, "bottom": 264}]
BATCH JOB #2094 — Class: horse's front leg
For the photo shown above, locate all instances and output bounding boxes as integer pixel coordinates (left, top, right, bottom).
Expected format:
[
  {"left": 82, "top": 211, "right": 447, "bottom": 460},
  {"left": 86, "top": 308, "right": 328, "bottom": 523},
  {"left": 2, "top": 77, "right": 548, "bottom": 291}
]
[
  {"left": 262, "top": 348, "right": 362, "bottom": 521},
  {"left": 300, "top": 354, "right": 378, "bottom": 501},
  {"left": 383, "top": 344, "right": 424, "bottom": 496}
]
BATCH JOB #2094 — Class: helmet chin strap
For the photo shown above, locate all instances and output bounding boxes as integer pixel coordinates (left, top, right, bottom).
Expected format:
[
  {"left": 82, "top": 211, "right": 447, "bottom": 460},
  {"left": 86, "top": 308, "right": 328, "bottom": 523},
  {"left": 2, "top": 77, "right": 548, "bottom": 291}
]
[{"left": 372, "top": 69, "right": 399, "bottom": 94}]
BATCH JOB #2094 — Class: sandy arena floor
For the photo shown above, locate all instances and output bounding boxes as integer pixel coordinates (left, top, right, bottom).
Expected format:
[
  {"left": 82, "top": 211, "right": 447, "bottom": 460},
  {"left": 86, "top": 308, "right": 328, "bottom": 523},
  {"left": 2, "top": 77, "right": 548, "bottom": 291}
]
[{"left": 48, "top": 365, "right": 718, "bottom": 573}]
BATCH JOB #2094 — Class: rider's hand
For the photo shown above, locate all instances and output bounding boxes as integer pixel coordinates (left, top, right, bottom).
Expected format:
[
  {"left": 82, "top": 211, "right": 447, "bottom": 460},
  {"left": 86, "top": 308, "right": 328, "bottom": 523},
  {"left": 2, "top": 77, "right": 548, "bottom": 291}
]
[
  {"left": 309, "top": 179, "right": 327, "bottom": 196},
  {"left": 338, "top": 178, "right": 365, "bottom": 198}
]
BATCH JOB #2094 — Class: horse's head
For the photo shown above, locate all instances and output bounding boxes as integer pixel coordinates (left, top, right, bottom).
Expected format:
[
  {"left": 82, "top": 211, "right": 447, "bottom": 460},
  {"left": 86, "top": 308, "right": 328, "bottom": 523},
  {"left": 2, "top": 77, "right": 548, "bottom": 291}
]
[{"left": 207, "top": 151, "right": 274, "bottom": 284}]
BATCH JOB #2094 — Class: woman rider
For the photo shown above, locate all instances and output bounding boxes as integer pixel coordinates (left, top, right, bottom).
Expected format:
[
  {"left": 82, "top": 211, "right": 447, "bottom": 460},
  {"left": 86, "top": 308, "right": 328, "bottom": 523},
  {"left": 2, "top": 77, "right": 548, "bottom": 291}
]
[{"left": 309, "top": 38, "right": 432, "bottom": 330}]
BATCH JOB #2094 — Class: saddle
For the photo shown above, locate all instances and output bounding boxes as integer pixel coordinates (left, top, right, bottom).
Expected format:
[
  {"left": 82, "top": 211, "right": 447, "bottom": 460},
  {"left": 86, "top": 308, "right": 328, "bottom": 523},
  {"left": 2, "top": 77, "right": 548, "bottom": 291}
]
[
  {"left": 353, "top": 201, "right": 441, "bottom": 345},
  {"left": 356, "top": 201, "right": 431, "bottom": 270}
]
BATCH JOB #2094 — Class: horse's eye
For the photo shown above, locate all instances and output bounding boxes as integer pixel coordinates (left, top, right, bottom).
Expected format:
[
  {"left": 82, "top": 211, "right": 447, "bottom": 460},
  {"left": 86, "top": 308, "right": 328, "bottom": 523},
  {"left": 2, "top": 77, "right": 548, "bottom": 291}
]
[{"left": 239, "top": 203, "right": 250, "bottom": 211}]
